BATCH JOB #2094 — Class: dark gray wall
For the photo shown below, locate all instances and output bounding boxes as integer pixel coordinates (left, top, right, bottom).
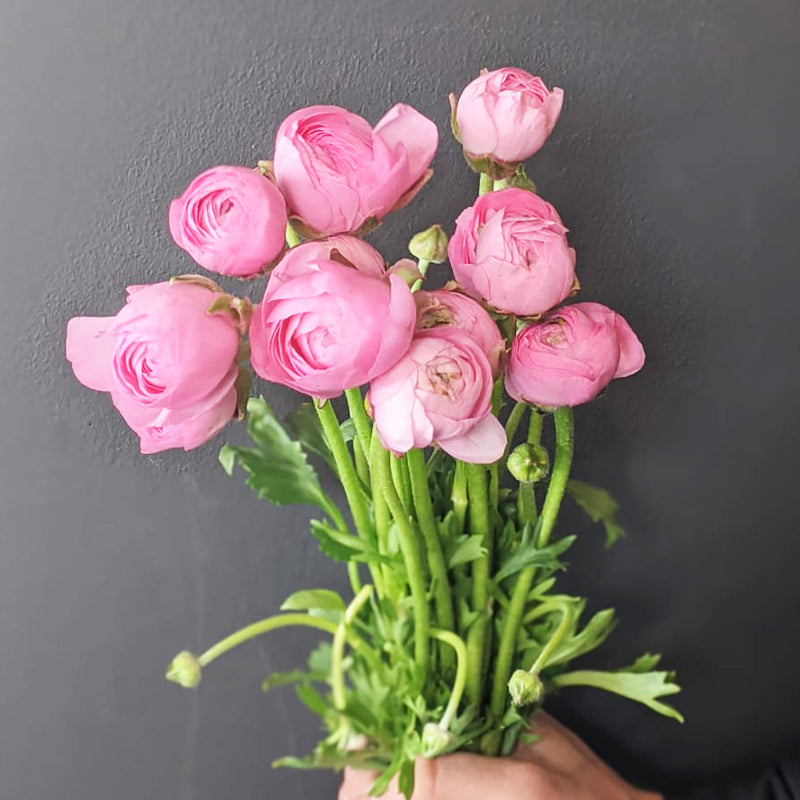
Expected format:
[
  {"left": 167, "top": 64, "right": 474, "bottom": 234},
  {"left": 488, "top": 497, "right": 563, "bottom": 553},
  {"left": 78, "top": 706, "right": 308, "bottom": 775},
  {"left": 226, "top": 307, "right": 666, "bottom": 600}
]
[{"left": 2, "top": 0, "right": 799, "bottom": 798}]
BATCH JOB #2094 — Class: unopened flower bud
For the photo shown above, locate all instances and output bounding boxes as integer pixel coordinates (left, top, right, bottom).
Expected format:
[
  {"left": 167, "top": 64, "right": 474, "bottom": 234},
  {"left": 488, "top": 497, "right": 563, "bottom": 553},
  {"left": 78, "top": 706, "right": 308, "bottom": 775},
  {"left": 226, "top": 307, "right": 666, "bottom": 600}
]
[
  {"left": 421, "top": 723, "right": 455, "bottom": 758},
  {"left": 409, "top": 224, "right": 449, "bottom": 264},
  {"left": 507, "top": 443, "right": 549, "bottom": 483},
  {"left": 166, "top": 650, "right": 202, "bottom": 688},
  {"left": 508, "top": 669, "right": 544, "bottom": 707}
]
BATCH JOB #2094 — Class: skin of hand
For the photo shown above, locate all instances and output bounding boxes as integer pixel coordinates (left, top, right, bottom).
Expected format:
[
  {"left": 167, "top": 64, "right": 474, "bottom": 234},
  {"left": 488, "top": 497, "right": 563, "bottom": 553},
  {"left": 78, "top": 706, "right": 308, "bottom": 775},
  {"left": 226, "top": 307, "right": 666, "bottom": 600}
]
[{"left": 338, "top": 712, "right": 663, "bottom": 800}]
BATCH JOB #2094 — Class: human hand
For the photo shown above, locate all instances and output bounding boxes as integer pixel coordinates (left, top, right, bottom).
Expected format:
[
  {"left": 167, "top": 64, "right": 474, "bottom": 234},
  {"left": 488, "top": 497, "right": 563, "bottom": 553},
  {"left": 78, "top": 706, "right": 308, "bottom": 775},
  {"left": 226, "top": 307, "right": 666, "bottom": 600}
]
[{"left": 338, "top": 712, "right": 662, "bottom": 800}]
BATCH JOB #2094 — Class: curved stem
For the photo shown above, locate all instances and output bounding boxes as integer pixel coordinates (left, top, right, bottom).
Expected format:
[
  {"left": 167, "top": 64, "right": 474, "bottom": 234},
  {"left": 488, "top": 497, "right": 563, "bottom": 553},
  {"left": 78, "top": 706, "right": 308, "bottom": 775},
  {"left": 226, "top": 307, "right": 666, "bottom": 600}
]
[
  {"left": 528, "top": 599, "right": 574, "bottom": 675},
  {"left": 369, "top": 430, "right": 397, "bottom": 600},
  {"left": 504, "top": 402, "right": 528, "bottom": 452},
  {"left": 411, "top": 258, "right": 431, "bottom": 293},
  {"left": 465, "top": 464, "right": 492, "bottom": 708},
  {"left": 431, "top": 629, "right": 468, "bottom": 730},
  {"left": 390, "top": 453, "right": 413, "bottom": 513},
  {"left": 198, "top": 613, "right": 371, "bottom": 668},
  {"left": 479, "top": 173, "right": 492, "bottom": 195},
  {"left": 407, "top": 449, "right": 455, "bottom": 659},
  {"left": 373, "top": 442, "right": 430, "bottom": 678},
  {"left": 331, "top": 585, "right": 374, "bottom": 710},
  {"left": 486, "top": 407, "right": 574, "bottom": 754}
]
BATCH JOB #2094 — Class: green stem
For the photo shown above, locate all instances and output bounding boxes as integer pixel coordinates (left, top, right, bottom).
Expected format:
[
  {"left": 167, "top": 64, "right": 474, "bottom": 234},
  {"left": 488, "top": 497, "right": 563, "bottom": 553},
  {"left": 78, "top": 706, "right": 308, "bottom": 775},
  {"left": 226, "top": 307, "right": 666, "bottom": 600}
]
[
  {"left": 315, "top": 401, "right": 372, "bottom": 543},
  {"left": 331, "top": 585, "right": 374, "bottom": 710},
  {"left": 528, "top": 599, "right": 574, "bottom": 675},
  {"left": 407, "top": 449, "right": 455, "bottom": 647},
  {"left": 451, "top": 461, "right": 468, "bottom": 535},
  {"left": 486, "top": 407, "right": 574, "bottom": 754},
  {"left": 198, "top": 613, "right": 371, "bottom": 668},
  {"left": 352, "top": 436, "right": 369, "bottom": 486},
  {"left": 369, "top": 430, "right": 396, "bottom": 599},
  {"left": 492, "top": 178, "right": 509, "bottom": 190},
  {"left": 344, "top": 388, "right": 373, "bottom": 471},
  {"left": 285, "top": 222, "right": 301, "bottom": 248},
  {"left": 411, "top": 258, "right": 431, "bottom": 293},
  {"left": 373, "top": 442, "right": 430, "bottom": 678},
  {"left": 430, "top": 629, "right": 468, "bottom": 730},
  {"left": 479, "top": 173, "right": 492, "bottom": 195},
  {"left": 517, "top": 409, "right": 545, "bottom": 524},
  {"left": 465, "top": 464, "right": 492, "bottom": 708},
  {"left": 504, "top": 402, "right": 528, "bottom": 452},
  {"left": 390, "top": 452, "right": 413, "bottom": 513}
]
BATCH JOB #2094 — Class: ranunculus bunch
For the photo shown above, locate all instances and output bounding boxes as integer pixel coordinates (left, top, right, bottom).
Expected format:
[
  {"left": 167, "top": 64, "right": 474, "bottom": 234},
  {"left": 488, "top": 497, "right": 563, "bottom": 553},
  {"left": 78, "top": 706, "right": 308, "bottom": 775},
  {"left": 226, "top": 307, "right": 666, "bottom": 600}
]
[{"left": 67, "top": 68, "right": 679, "bottom": 800}]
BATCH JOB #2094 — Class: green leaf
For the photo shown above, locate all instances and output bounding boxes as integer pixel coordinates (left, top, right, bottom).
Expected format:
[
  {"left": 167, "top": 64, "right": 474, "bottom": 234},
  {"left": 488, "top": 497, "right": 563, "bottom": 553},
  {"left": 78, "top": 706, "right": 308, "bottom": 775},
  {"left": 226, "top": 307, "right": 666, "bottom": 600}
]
[
  {"left": 295, "top": 684, "right": 329, "bottom": 716},
  {"left": 448, "top": 534, "right": 486, "bottom": 568},
  {"left": 340, "top": 418, "right": 357, "bottom": 443},
  {"left": 547, "top": 608, "right": 617, "bottom": 668},
  {"left": 623, "top": 652, "right": 663, "bottom": 673},
  {"left": 286, "top": 402, "right": 335, "bottom": 470},
  {"left": 221, "top": 397, "right": 331, "bottom": 510},
  {"left": 307, "top": 642, "right": 333, "bottom": 674},
  {"left": 309, "top": 519, "right": 362, "bottom": 562},
  {"left": 218, "top": 443, "right": 236, "bottom": 475},
  {"left": 272, "top": 755, "right": 318, "bottom": 770},
  {"left": 281, "top": 589, "right": 346, "bottom": 616},
  {"left": 494, "top": 533, "right": 577, "bottom": 583},
  {"left": 262, "top": 669, "right": 319, "bottom": 693},
  {"left": 566, "top": 479, "right": 627, "bottom": 548},
  {"left": 398, "top": 759, "right": 415, "bottom": 800},
  {"left": 552, "top": 668, "right": 683, "bottom": 722}
]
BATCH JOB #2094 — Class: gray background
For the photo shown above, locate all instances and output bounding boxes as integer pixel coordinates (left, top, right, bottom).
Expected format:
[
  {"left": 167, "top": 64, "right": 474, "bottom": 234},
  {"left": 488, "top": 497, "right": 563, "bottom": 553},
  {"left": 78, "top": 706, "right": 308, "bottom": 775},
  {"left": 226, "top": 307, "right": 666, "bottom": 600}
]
[{"left": 2, "top": 0, "right": 799, "bottom": 798}]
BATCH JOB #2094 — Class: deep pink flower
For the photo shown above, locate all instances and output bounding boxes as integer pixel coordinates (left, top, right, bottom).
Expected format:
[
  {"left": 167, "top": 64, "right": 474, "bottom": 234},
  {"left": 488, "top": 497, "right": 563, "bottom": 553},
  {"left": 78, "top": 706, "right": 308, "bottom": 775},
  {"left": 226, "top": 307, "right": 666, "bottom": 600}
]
[
  {"left": 448, "top": 188, "right": 576, "bottom": 317},
  {"left": 168, "top": 166, "right": 287, "bottom": 277},
  {"left": 456, "top": 68, "right": 564, "bottom": 164},
  {"left": 273, "top": 104, "right": 438, "bottom": 235},
  {"left": 66, "top": 280, "right": 245, "bottom": 453},
  {"left": 505, "top": 302, "right": 645, "bottom": 408},
  {"left": 250, "top": 257, "right": 416, "bottom": 399},
  {"left": 369, "top": 328, "right": 506, "bottom": 464}
]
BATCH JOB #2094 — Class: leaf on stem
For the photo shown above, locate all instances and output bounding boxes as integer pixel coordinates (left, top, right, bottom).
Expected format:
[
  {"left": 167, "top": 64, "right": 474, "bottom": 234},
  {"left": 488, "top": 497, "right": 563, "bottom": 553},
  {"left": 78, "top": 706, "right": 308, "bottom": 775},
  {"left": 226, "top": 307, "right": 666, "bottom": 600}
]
[
  {"left": 447, "top": 534, "right": 486, "bottom": 568},
  {"left": 566, "top": 479, "right": 627, "bottom": 548},
  {"left": 286, "top": 402, "right": 335, "bottom": 470},
  {"left": 494, "top": 524, "right": 576, "bottom": 582},
  {"left": 281, "top": 589, "right": 346, "bottom": 621}
]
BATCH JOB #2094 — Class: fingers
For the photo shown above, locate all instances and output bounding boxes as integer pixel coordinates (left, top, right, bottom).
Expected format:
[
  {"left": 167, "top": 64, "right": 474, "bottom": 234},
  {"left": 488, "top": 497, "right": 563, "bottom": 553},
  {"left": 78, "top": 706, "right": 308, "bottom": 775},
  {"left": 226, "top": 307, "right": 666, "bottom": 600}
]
[
  {"left": 339, "top": 768, "right": 387, "bottom": 800},
  {"left": 515, "top": 711, "right": 599, "bottom": 774}
]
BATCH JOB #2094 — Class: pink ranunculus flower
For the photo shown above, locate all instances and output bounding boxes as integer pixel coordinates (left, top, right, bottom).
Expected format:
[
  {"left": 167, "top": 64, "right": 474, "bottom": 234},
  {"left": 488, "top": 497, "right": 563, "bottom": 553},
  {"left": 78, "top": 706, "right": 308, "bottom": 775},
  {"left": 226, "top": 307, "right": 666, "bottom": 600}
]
[
  {"left": 250, "top": 256, "right": 417, "bottom": 399},
  {"left": 269, "top": 235, "right": 386, "bottom": 289},
  {"left": 448, "top": 187, "right": 576, "bottom": 317},
  {"left": 505, "top": 302, "right": 645, "bottom": 408},
  {"left": 168, "top": 166, "right": 287, "bottom": 277},
  {"left": 456, "top": 68, "right": 564, "bottom": 165},
  {"left": 273, "top": 104, "right": 438, "bottom": 236},
  {"left": 66, "top": 279, "right": 247, "bottom": 453},
  {"left": 368, "top": 328, "right": 507, "bottom": 464},
  {"left": 415, "top": 289, "right": 506, "bottom": 378}
]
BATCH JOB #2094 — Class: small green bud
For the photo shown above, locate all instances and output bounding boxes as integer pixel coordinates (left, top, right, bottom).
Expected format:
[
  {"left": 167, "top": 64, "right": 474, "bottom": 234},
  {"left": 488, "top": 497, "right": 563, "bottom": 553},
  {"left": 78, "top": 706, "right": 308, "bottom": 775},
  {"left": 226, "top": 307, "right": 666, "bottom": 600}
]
[
  {"left": 421, "top": 723, "right": 456, "bottom": 758},
  {"left": 507, "top": 443, "right": 550, "bottom": 484},
  {"left": 166, "top": 650, "right": 202, "bottom": 688},
  {"left": 409, "top": 224, "right": 449, "bottom": 264},
  {"left": 508, "top": 669, "right": 544, "bottom": 707}
]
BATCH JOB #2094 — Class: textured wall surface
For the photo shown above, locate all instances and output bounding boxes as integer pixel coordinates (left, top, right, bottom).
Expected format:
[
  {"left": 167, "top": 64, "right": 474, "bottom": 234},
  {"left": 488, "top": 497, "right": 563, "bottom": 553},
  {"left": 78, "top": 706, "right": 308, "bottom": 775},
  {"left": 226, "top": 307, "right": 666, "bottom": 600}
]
[{"left": 2, "top": 0, "right": 800, "bottom": 798}]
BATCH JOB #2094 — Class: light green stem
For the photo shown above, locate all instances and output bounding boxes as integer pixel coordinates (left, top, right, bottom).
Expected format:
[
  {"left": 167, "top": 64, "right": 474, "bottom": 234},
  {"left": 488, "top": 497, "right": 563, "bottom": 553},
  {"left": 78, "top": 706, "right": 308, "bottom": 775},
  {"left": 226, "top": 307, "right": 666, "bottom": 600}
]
[
  {"left": 352, "top": 436, "right": 369, "bottom": 486},
  {"left": 504, "top": 402, "right": 528, "bottom": 452},
  {"left": 369, "top": 430, "right": 396, "bottom": 598},
  {"left": 486, "top": 407, "right": 574, "bottom": 754},
  {"left": 344, "top": 388, "right": 373, "bottom": 471},
  {"left": 285, "top": 222, "right": 301, "bottom": 248},
  {"left": 527, "top": 599, "right": 574, "bottom": 675},
  {"left": 198, "top": 613, "right": 371, "bottom": 667},
  {"left": 411, "top": 258, "right": 431, "bottom": 293},
  {"left": 431, "top": 629, "right": 468, "bottom": 730},
  {"left": 331, "top": 585, "right": 373, "bottom": 710},
  {"left": 517, "top": 409, "right": 545, "bottom": 524},
  {"left": 479, "top": 173, "right": 492, "bottom": 195},
  {"left": 492, "top": 179, "right": 509, "bottom": 190},
  {"left": 374, "top": 442, "right": 430, "bottom": 677},
  {"left": 407, "top": 449, "right": 455, "bottom": 650},
  {"left": 465, "top": 464, "right": 491, "bottom": 708},
  {"left": 391, "top": 452, "right": 413, "bottom": 513},
  {"left": 451, "top": 461, "right": 468, "bottom": 535}
]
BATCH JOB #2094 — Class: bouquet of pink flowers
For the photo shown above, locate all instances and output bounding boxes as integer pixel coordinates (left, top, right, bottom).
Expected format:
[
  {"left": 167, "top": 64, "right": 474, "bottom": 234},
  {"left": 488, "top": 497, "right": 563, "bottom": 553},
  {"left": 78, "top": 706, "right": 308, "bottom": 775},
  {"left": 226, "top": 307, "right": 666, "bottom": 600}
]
[{"left": 66, "top": 67, "right": 680, "bottom": 797}]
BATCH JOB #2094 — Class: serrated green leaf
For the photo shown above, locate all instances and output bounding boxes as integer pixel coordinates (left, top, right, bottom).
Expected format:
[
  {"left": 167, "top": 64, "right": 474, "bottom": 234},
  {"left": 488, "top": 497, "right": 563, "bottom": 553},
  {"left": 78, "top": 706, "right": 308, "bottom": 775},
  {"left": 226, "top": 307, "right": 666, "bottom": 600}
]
[
  {"left": 448, "top": 534, "right": 486, "bottom": 568},
  {"left": 495, "top": 535, "right": 576, "bottom": 582},
  {"left": 547, "top": 608, "right": 617, "bottom": 668},
  {"left": 281, "top": 589, "right": 346, "bottom": 615},
  {"left": 218, "top": 443, "right": 236, "bottom": 475},
  {"left": 286, "top": 402, "right": 335, "bottom": 470},
  {"left": 310, "top": 519, "right": 362, "bottom": 562},
  {"left": 222, "top": 397, "right": 330, "bottom": 510},
  {"left": 272, "top": 755, "right": 318, "bottom": 770},
  {"left": 262, "top": 669, "right": 318, "bottom": 693},
  {"left": 552, "top": 668, "right": 683, "bottom": 722},
  {"left": 340, "top": 418, "right": 356, "bottom": 443},
  {"left": 623, "top": 653, "right": 663, "bottom": 673},
  {"left": 398, "top": 759, "right": 415, "bottom": 800},
  {"left": 566, "top": 479, "right": 627, "bottom": 548}
]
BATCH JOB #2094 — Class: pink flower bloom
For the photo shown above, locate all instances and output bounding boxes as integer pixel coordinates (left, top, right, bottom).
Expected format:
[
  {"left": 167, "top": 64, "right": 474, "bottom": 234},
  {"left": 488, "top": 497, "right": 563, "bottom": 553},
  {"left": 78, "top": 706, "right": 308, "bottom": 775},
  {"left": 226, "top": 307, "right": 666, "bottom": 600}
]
[
  {"left": 415, "top": 289, "right": 505, "bottom": 377},
  {"left": 273, "top": 104, "right": 438, "bottom": 235},
  {"left": 168, "top": 166, "right": 287, "bottom": 277},
  {"left": 270, "top": 235, "right": 386, "bottom": 289},
  {"left": 250, "top": 257, "right": 416, "bottom": 399},
  {"left": 66, "top": 280, "right": 245, "bottom": 453},
  {"left": 448, "top": 188, "right": 576, "bottom": 317},
  {"left": 456, "top": 68, "right": 564, "bottom": 164},
  {"left": 505, "top": 302, "right": 645, "bottom": 408},
  {"left": 369, "top": 328, "right": 507, "bottom": 464}
]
